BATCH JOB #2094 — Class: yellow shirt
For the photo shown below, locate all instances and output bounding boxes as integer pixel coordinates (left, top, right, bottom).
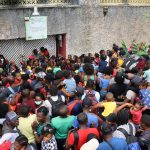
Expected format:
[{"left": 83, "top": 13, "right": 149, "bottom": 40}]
[
  {"left": 118, "top": 58, "right": 124, "bottom": 68},
  {"left": 102, "top": 102, "right": 117, "bottom": 117},
  {"left": 18, "top": 114, "right": 37, "bottom": 143}
]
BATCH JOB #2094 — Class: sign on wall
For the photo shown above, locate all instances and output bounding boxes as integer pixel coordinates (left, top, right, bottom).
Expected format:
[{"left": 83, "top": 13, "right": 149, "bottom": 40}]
[{"left": 25, "top": 16, "right": 47, "bottom": 40}]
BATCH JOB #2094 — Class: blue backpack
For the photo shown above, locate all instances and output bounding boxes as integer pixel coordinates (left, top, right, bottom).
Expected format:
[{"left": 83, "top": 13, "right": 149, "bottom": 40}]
[{"left": 118, "top": 124, "right": 141, "bottom": 150}]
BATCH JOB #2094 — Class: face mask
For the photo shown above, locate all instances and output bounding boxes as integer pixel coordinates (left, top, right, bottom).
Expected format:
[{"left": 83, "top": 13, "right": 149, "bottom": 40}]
[{"left": 35, "top": 101, "right": 42, "bottom": 105}]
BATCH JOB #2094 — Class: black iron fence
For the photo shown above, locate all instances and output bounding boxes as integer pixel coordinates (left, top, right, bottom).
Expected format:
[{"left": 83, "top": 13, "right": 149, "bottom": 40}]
[{"left": 100, "top": 0, "right": 150, "bottom": 4}]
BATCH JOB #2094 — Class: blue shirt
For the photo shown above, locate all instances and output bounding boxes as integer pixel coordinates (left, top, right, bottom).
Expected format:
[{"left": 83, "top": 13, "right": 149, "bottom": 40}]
[
  {"left": 99, "top": 77, "right": 110, "bottom": 89},
  {"left": 72, "top": 113, "right": 98, "bottom": 128},
  {"left": 140, "top": 89, "right": 150, "bottom": 107},
  {"left": 99, "top": 60, "right": 107, "bottom": 73},
  {"left": 97, "top": 137, "right": 128, "bottom": 150}
]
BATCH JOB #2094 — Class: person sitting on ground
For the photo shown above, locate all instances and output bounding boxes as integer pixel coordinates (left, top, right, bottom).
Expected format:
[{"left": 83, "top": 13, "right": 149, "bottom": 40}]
[
  {"left": 92, "top": 92, "right": 117, "bottom": 118},
  {"left": 51, "top": 105, "right": 75, "bottom": 150},
  {"left": 97, "top": 123, "right": 128, "bottom": 150},
  {"left": 65, "top": 112, "right": 99, "bottom": 150}
]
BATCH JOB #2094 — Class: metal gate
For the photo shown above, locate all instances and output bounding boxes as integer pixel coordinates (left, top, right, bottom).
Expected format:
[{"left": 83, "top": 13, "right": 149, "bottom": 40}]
[{"left": 0, "top": 36, "right": 56, "bottom": 65}]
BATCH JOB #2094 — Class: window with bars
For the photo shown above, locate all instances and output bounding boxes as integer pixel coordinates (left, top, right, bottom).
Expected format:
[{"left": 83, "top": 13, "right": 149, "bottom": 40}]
[{"left": 0, "top": 0, "right": 74, "bottom": 5}]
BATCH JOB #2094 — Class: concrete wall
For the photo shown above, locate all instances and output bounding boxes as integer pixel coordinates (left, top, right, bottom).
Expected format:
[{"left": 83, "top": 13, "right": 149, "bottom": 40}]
[{"left": 0, "top": 1, "right": 150, "bottom": 56}]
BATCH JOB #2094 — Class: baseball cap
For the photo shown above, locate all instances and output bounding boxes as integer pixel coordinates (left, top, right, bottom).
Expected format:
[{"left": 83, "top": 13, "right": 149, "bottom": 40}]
[
  {"left": 82, "top": 98, "right": 92, "bottom": 108},
  {"left": 36, "top": 72, "right": 46, "bottom": 79},
  {"left": 5, "top": 111, "right": 19, "bottom": 121}
]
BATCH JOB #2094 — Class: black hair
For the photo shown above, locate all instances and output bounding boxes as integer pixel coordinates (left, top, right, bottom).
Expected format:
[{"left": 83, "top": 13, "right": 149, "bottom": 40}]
[
  {"left": 87, "top": 133, "right": 98, "bottom": 142},
  {"left": 21, "top": 89, "right": 30, "bottom": 97},
  {"left": 141, "top": 115, "right": 150, "bottom": 127},
  {"left": 110, "top": 58, "right": 118, "bottom": 68},
  {"left": 49, "top": 85, "right": 58, "bottom": 96},
  {"left": 18, "top": 105, "right": 30, "bottom": 117},
  {"left": 40, "top": 47, "right": 45, "bottom": 52},
  {"left": 55, "top": 70, "right": 64, "bottom": 80},
  {"left": 135, "top": 101, "right": 144, "bottom": 107},
  {"left": 59, "top": 105, "right": 68, "bottom": 117},
  {"left": 101, "top": 123, "right": 113, "bottom": 136},
  {"left": 21, "top": 74, "right": 29, "bottom": 81},
  {"left": 37, "top": 106, "right": 49, "bottom": 116},
  {"left": 119, "top": 50, "right": 126, "bottom": 56},
  {"left": 55, "top": 61, "right": 61, "bottom": 67},
  {"left": 83, "top": 63, "right": 94, "bottom": 75},
  {"left": 95, "top": 53, "right": 99, "bottom": 58},
  {"left": 84, "top": 56, "right": 92, "bottom": 64},
  {"left": 77, "top": 113, "right": 88, "bottom": 125},
  {"left": 115, "top": 72, "right": 125, "bottom": 84},
  {"left": 15, "top": 135, "right": 28, "bottom": 147},
  {"left": 103, "top": 66, "right": 113, "bottom": 75},
  {"left": 86, "top": 79, "right": 94, "bottom": 89},
  {"left": 63, "top": 70, "right": 71, "bottom": 79},
  {"left": 41, "top": 124, "right": 54, "bottom": 135},
  {"left": 74, "top": 64, "right": 80, "bottom": 70},
  {"left": 74, "top": 75, "right": 81, "bottom": 84},
  {"left": 116, "top": 109, "right": 129, "bottom": 126},
  {"left": 100, "top": 54, "right": 107, "bottom": 61}
]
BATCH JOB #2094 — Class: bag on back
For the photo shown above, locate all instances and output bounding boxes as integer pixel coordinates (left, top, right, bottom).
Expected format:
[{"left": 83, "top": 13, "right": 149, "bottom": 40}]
[
  {"left": 85, "top": 90, "right": 98, "bottom": 106},
  {"left": 49, "top": 96, "right": 64, "bottom": 117},
  {"left": 118, "top": 124, "right": 141, "bottom": 150}
]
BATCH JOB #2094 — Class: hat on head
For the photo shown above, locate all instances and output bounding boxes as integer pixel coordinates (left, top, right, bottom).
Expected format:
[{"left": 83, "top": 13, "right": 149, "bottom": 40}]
[
  {"left": 5, "top": 111, "right": 19, "bottom": 121},
  {"left": 36, "top": 72, "right": 46, "bottom": 79}
]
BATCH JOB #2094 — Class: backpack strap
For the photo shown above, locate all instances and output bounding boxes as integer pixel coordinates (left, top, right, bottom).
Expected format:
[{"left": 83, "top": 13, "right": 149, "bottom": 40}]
[
  {"left": 105, "top": 140, "right": 115, "bottom": 150},
  {"left": 73, "top": 130, "right": 79, "bottom": 146},
  {"left": 8, "top": 87, "right": 15, "bottom": 94},
  {"left": 128, "top": 123, "right": 133, "bottom": 136},
  {"left": 117, "top": 128, "right": 129, "bottom": 138}
]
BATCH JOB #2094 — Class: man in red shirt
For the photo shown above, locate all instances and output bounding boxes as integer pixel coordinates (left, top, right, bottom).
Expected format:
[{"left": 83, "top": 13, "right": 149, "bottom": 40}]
[{"left": 65, "top": 113, "right": 99, "bottom": 150}]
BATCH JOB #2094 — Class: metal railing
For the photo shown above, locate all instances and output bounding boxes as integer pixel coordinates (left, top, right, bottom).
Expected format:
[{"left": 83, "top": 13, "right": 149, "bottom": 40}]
[
  {"left": 0, "top": 0, "right": 73, "bottom": 5},
  {"left": 100, "top": 0, "right": 150, "bottom": 4}
]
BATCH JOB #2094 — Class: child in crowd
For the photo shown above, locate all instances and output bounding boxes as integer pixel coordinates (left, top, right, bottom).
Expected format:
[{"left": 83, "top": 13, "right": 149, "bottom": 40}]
[
  {"left": 139, "top": 81, "right": 150, "bottom": 107},
  {"left": 41, "top": 124, "right": 58, "bottom": 150},
  {"left": 91, "top": 92, "right": 117, "bottom": 117},
  {"left": 130, "top": 101, "right": 147, "bottom": 125}
]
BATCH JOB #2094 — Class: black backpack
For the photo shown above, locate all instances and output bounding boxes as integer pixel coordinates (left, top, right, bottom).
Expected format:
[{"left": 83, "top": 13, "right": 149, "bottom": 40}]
[
  {"left": 117, "top": 124, "right": 141, "bottom": 150},
  {"left": 49, "top": 96, "right": 64, "bottom": 117}
]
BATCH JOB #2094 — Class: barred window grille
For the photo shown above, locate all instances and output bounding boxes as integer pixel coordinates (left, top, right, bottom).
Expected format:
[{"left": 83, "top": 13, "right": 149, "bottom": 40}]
[{"left": 0, "top": 0, "right": 73, "bottom": 5}]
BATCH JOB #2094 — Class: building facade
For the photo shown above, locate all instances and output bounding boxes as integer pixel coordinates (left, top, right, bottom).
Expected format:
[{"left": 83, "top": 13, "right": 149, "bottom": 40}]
[{"left": 0, "top": 0, "right": 150, "bottom": 63}]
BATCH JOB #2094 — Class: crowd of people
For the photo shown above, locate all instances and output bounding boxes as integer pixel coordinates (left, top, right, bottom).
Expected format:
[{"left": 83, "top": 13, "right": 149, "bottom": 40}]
[{"left": 0, "top": 44, "right": 149, "bottom": 150}]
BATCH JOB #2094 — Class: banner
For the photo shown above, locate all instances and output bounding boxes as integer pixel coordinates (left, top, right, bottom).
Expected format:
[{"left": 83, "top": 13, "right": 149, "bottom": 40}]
[{"left": 25, "top": 16, "right": 47, "bottom": 40}]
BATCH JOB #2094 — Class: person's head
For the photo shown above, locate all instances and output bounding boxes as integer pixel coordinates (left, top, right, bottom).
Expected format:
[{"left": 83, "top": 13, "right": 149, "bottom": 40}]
[
  {"left": 86, "top": 79, "right": 94, "bottom": 89},
  {"left": 103, "top": 66, "right": 113, "bottom": 76},
  {"left": 83, "top": 63, "right": 94, "bottom": 76},
  {"left": 106, "top": 113, "right": 117, "bottom": 125},
  {"left": 95, "top": 53, "right": 99, "bottom": 58},
  {"left": 14, "top": 135, "right": 28, "bottom": 150},
  {"left": 82, "top": 98, "right": 92, "bottom": 110},
  {"left": 35, "top": 93, "right": 44, "bottom": 106},
  {"left": 115, "top": 72, "right": 125, "bottom": 84},
  {"left": 41, "top": 124, "right": 54, "bottom": 142},
  {"left": 15, "top": 72, "right": 21, "bottom": 80},
  {"left": 100, "top": 54, "right": 107, "bottom": 61},
  {"left": 77, "top": 113, "right": 88, "bottom": 127},
  {"left": 110, "top": 58, "right": 118, "bottom": 68},
  {"left": 117, "top": 109, "right": 130, "bottom": 126},
  {"left": 133, "top": 101, "right": 144, "bottom": 111},
  {"left": 5, "top": 111, "right": 19, "bottom": 128},
  {"left": 75, "top": 86, "right": 84, "bottom": 97},
  {"left": 63, "top": 70, "right": 71, "bottom": 79},
  {"left": 59, "top": 105, "right": 68, "bottom": 118},
  {"left": 141, "top": 115, "right": 150, "bottom": 130},
  {"left": 101, "top": 123, "right": 113, "bottom": 140},
  {"left": 74, "top": 75, "right": 81, "bottom": 85},
  {"left": 37, "top": 106, "right": 49, "bottom": 123},
  {"left": 7, "top": 75, "right": 15, "bottom": 86},
  {"left": 17, "top": 105, "right": 30, "bottom": 118},
  {"left": 21, "top": 89, "right": 30, "bottom": 98},
  {"left": 105, "top": 92, "right": 114, "bottom": 102},
  {"left": 48, "top": 85, "right": 58, "bottom": 96}
]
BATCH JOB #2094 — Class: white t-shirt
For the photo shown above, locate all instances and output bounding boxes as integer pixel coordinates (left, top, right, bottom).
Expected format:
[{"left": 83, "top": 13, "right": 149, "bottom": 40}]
[
  {"left": 44, "top": 95, "right": 65, "bottom": 116},
  {"left": 0, "top": 132, "right": 19, "bottom": 145}
]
